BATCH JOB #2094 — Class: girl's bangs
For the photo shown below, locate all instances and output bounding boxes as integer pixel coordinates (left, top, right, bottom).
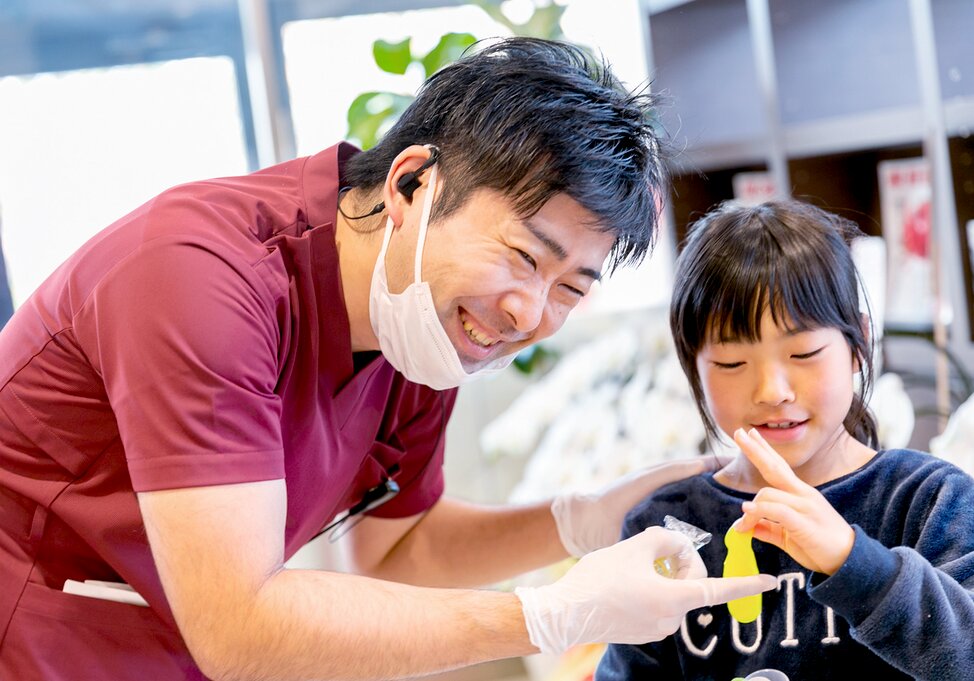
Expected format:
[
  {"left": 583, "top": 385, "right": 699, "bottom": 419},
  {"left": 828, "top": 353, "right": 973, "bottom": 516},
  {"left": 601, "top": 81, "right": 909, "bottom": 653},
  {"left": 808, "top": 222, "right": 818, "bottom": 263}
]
[{"left": 703, "top": 250, "right": 849, "bottom": 346}]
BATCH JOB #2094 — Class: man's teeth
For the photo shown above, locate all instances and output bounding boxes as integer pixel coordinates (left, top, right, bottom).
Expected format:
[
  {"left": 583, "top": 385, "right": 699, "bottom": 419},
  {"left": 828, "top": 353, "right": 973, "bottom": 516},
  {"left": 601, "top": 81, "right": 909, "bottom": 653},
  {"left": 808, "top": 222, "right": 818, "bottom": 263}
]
[
  {"left": 765, "top": 422, "right": 798, "bottom": 429},
  {"left": 462, "top": 319, "right": 497, "bottom": 347}
]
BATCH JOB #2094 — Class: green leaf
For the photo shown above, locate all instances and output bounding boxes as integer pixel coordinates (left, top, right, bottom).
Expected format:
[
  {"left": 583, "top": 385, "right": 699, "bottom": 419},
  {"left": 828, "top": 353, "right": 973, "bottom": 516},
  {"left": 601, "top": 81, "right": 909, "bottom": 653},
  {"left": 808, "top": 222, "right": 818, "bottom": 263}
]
[
  {"left": 346, "top": 91, "right": 414, "bottom": 150},
  {"left": 471, "top": 0, "right": 566, "bottom": 40},
  {"left": 518, "top": 2, "right": 567, "bottom": 40},
  {"left": 471, "top": 0, "right": 518, "bottom": 33},
  {"left": 511, "top": 344, "right": 558, "bottom": 375},
  {"left": 373, "top": 38, "right": 412, "bottom": 75},
  {"left": 420, "top": 32, "right": 478, "bottom": 78}
]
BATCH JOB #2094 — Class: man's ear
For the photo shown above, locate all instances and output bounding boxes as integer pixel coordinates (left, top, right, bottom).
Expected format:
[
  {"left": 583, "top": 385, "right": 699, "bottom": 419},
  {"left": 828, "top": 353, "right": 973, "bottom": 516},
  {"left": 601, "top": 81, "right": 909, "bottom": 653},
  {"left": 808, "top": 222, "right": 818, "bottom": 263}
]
[{"left": 382, "top": 145, "right": 437, "bottom": 228}]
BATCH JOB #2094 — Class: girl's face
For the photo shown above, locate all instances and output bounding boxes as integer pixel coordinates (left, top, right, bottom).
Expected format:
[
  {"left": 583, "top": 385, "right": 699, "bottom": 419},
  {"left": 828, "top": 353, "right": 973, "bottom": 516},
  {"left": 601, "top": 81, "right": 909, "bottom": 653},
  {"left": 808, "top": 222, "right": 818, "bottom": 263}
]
[{"left": 698, "top": 308, "right": 874, "bottom": 489}]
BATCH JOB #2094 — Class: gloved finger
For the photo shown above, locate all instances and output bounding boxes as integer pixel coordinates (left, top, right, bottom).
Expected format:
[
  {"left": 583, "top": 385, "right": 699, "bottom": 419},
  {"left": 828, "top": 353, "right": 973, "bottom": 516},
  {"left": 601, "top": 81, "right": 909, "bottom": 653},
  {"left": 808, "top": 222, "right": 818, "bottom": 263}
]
[
  {"left": 684, "top": 574, "right": 778, "bottom": 610},
  {"left": 670, "top": 545, "right": 707, "bottom": 580},
  {"left": 635, "top": 526, "right": 696, "bottom": 560},
  {"left": 655, "top": 615, "right": 684, "bottom": 638}
]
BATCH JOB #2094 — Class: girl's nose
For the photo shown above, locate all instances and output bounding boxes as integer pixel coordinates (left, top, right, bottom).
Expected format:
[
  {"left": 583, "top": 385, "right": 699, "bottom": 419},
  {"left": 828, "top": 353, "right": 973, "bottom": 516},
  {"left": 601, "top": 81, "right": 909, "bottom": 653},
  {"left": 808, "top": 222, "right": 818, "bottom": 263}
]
[{"left": 753, "top": 364, "right": 795, "bottom": 406}]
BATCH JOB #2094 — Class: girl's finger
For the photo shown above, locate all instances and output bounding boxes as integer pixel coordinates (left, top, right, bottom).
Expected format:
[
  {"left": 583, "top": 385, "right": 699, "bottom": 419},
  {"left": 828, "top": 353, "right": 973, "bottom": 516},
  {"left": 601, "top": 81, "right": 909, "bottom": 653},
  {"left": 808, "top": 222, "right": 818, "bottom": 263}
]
[
  {"left": 751, "top": 486, "right": 806, "bottom": 508},
  {"left": 734, "top": 428, "right": 807, "bottom": 493},
  {"left": 733, "top": 515, "right": 789, "bottom": 555},
  {"left": 735, "top": 513, "right": 758, "bottom": 533},
  {"left": 750, "top": 519, "right": 787, "bottom": 550},
  {"left": 737, "top": 488, "right": 803, "bottom": 533},
  {"left": 741, "top": 499, "right": 809, "bottom": 534}
]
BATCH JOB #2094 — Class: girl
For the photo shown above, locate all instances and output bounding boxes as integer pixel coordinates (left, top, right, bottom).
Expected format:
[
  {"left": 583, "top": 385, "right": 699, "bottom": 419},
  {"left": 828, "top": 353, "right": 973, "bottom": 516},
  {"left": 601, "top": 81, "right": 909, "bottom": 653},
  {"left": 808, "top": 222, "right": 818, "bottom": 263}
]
[{"left": 596, "top": 200, "right": 974, "bottom": 680}]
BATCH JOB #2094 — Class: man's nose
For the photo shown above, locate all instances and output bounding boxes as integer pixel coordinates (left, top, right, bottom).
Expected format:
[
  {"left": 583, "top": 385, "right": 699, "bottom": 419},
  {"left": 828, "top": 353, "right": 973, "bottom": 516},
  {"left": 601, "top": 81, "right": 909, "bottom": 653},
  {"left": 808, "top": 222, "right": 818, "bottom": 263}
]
[{"left": 501, "top": 283, "right": 547, "bottom": 335}]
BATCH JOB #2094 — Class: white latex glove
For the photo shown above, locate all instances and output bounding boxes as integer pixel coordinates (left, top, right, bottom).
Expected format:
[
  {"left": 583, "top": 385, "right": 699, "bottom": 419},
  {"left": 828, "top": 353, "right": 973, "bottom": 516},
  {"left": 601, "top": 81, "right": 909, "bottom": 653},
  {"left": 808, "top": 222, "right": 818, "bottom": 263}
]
[
  {"left": 551, "top": 455, "right": 728, "bottom": 556},
  {"left": 516, "top": 527, "right": 777, "bottom": 655}
]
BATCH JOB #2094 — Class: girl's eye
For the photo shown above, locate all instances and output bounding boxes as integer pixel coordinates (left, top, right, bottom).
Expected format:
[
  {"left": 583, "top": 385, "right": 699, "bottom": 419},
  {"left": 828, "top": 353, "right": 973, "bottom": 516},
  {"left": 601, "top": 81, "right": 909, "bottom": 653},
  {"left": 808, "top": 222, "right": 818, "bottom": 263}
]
[
  {"left": 516, "top": 249, "right": 537, "bottom": 271},
  {"left": 792, "top": 347, "right": 824, "bottom": 360},
  {"left": 714, "top": 361, "right": 744, "bottom": 369}
]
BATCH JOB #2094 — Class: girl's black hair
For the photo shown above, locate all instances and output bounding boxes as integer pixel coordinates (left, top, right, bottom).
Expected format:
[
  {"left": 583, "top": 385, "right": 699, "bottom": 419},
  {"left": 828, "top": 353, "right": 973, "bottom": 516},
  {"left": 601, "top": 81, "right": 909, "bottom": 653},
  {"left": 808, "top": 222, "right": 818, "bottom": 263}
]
[
  {"left": 343, "top": 37, "right": 666, "bottom": 273},
  {"left": 669, "top": 199, "right": 879, "bottom": 448}
]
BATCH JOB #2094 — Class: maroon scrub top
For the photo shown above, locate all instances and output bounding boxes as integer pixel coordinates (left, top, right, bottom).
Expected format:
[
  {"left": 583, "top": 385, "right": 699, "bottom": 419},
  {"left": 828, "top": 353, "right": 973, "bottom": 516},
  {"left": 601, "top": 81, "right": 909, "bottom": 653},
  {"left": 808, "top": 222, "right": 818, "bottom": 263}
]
[{"left": 0, "top": 143, "right": 456, "bottom": 679}]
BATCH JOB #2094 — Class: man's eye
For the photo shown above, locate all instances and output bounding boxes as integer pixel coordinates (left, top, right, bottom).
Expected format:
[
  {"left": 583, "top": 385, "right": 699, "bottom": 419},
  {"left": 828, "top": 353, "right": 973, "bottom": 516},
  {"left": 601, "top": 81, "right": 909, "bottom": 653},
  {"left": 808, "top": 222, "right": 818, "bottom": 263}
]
[
  {"left": 561, "top": 284, "right": 585, "bottom": 298},
  {"left": 516, "top": 249, "right": 537, "bottom": 270}
]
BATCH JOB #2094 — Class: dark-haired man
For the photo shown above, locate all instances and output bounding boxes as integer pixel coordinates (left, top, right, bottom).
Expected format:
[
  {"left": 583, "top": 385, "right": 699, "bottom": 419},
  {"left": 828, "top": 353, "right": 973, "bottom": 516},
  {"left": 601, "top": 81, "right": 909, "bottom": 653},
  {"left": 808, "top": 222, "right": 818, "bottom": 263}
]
[{"left": 0, "top": 38, "right": 773, "bottom": 679}]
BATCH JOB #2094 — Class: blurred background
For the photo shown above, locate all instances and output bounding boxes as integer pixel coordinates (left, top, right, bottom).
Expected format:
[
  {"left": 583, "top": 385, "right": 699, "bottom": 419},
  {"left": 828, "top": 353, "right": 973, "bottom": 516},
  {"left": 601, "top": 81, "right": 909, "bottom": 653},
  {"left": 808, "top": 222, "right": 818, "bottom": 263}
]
[{"left": 1, "top": 1, "right": 972, "bottom": 679}]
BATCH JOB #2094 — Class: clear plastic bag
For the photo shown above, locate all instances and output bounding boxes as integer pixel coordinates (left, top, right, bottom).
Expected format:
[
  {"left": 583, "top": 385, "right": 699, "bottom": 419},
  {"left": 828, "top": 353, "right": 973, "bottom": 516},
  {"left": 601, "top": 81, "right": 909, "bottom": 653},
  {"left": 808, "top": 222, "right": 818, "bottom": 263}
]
[{"left": 654, "top": 515, "right": 713, "bottom": 578}]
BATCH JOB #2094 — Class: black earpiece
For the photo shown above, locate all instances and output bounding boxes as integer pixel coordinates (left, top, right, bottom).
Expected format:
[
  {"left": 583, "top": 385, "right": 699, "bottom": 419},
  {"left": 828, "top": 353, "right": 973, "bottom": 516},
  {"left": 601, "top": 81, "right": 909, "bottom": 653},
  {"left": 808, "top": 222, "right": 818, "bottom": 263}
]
[
  {"left": 395, "top": 144, "right": 440, "bottom": 200},
  {"left": 396, "top": 172, "right": 423, "bottom": 200},
  {"left": 337, "top": 145, "right": 440, "bottom": 220}
]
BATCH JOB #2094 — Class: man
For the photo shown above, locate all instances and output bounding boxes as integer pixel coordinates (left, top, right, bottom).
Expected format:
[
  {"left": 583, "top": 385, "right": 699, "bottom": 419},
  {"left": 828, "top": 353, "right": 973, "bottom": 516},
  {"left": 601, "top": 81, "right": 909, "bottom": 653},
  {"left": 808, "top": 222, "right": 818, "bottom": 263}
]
[{"left": 0, "top": 38, "right": 773, "bottom": 679}]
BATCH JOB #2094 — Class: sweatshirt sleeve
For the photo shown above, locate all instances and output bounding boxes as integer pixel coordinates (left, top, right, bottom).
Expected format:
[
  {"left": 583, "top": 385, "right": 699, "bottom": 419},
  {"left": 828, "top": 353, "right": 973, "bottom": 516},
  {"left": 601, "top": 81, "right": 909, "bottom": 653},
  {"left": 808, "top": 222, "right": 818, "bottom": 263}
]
[{"left": 808, "top": 470, "right": 974, "bottom": 680}]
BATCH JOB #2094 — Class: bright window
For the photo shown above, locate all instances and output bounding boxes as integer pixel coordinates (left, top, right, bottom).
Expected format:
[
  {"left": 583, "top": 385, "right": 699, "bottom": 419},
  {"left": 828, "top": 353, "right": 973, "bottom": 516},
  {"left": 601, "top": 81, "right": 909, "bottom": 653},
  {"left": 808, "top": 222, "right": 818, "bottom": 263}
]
[{"left": 0, "top": 57, "right": 248, "bottom": 306}]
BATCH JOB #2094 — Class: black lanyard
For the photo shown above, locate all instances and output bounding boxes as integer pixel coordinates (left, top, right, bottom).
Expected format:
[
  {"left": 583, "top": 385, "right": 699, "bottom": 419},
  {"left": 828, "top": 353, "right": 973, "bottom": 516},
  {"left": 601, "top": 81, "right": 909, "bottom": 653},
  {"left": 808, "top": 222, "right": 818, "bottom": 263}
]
[
  {"left": 316, "top": 463, "right": 400, "bottom": 542},
  {"left": 313, "top": 394, "right": 447, "bottom": 543}
]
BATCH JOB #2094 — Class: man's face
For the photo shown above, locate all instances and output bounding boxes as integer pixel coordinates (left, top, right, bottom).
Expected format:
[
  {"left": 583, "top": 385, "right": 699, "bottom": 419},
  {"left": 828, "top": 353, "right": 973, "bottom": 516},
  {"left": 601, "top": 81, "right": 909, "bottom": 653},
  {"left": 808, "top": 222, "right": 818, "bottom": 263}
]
[{"left": 384, "top": 186, "right": 615, "bottom": 372}]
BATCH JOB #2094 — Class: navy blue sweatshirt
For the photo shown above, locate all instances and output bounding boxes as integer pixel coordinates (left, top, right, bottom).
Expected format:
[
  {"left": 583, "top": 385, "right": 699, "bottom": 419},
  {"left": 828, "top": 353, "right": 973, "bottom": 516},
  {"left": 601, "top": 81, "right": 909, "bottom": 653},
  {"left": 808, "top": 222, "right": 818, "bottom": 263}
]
[{"left": 595, "top": 450, "right": 974, "bottom": 680}]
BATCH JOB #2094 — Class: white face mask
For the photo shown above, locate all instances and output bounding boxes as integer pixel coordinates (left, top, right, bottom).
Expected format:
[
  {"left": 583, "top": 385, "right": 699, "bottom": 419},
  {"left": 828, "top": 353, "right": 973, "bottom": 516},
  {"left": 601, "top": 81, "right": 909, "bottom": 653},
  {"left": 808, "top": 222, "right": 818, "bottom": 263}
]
[{"left": 368, "top": 164, "right": 516, "bottom": 390}]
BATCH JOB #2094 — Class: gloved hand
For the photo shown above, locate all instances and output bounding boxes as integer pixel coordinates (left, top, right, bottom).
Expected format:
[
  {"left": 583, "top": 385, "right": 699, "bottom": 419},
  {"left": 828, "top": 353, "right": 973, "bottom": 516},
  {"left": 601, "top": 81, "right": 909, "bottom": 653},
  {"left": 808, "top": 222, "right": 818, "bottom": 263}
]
[
  {"left": 551, "top": 456, "right": 728, "bottom": 557},
  {"left": 515, "top": 527, "right": 777, "bottom": 655}
]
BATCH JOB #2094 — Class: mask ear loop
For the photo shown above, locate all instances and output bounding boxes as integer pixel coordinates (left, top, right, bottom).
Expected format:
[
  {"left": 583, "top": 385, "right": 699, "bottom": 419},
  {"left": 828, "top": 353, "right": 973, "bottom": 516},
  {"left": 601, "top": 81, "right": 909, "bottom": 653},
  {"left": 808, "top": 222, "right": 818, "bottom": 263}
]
[{"left": 412, "top": 163, "right": 438, "bottom": 285}]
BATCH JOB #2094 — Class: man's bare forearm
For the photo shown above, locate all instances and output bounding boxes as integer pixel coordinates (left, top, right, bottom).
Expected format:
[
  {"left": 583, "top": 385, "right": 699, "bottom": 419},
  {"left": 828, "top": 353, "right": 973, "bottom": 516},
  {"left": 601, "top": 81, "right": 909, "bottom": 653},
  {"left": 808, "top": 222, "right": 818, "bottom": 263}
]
[
  {"left": 139, "top": 482, "right": 540, "bottom": 681},
  {"left": 203, "top": 569, "right": 536, "bottom": 681},
  {"left": 351, "top": 497, "right": 570, "bottom": 588}
]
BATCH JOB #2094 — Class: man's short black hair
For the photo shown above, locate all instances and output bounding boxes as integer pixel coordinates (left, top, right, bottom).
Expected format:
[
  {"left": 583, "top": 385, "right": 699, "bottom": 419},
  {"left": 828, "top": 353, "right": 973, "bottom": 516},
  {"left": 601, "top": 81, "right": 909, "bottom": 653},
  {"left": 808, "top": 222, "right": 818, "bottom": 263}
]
[{"left": 343, "top": 37, "right": 666, "bottom": 272}]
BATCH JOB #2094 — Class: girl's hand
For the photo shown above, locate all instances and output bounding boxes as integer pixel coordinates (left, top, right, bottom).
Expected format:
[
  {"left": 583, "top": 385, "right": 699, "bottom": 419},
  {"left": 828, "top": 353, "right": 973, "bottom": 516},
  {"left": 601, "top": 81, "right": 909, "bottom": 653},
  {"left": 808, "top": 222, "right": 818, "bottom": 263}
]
[{"left": 733, "top": 428, "right": 854, "bottom": 575}]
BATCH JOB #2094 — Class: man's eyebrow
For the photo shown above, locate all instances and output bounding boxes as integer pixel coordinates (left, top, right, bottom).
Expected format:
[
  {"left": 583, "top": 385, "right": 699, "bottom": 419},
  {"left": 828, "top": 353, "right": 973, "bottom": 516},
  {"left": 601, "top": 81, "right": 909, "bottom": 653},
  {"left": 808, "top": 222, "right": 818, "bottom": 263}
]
[
  {"left": 578, "top": 266, "right": 603, "bottom": 282},
  {"left": 525, "top": 221, "right": 568, "bottom": 259},
  {"left": 525, "top": 220, "right": 602, "bottom": 282}
]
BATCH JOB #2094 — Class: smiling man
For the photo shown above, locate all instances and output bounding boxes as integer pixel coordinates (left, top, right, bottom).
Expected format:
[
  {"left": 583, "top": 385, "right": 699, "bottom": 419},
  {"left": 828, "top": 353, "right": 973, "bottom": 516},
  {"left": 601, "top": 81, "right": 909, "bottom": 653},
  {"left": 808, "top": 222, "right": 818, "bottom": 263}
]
[{"left": 0, "top": 38, "right": 774, "bottom": 680}]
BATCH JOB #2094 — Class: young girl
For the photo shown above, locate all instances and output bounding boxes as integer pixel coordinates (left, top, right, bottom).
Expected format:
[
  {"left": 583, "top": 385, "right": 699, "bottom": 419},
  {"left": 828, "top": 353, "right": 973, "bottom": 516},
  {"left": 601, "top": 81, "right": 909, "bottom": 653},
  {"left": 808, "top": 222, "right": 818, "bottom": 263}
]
[{"left": 595, "top": 200, "right": 974, "bottom": 680}]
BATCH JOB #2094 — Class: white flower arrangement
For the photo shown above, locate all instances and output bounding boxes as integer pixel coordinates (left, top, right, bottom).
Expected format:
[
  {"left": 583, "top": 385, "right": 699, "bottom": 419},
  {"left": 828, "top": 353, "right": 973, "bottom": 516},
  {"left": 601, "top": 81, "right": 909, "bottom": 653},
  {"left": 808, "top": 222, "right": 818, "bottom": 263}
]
[
  {"left": 871, "top": 372, "right": 915, "bottom": 450},
  {"left": 931, "top": 392, "right": 974, "bottom": 474}
]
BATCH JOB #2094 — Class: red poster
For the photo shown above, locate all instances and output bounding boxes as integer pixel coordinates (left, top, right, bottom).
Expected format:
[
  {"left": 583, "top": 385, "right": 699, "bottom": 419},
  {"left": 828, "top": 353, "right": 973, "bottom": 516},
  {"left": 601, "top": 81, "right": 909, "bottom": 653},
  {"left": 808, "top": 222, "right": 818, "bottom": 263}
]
[{"left": 878, "top": 158, "right": 934, "bottom": 329}]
